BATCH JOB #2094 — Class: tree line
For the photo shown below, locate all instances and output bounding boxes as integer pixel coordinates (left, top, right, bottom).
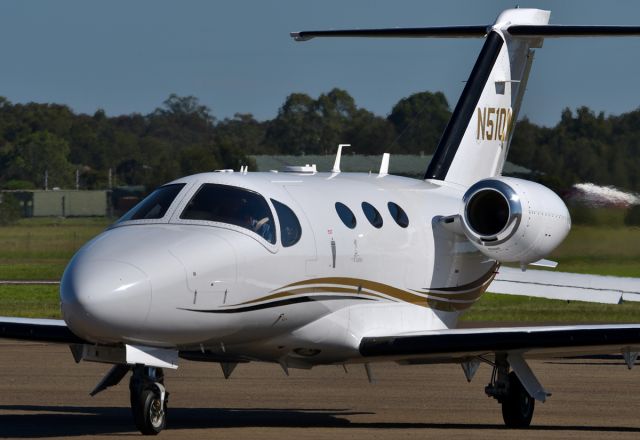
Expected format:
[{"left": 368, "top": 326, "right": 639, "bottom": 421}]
[{"left": 0, "top": 89, "right": 639, "bottom": 193}]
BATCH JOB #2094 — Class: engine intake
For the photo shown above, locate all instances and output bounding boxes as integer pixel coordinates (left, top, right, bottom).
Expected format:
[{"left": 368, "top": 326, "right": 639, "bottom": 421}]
[
  {"left": 460, "top": 177, "right": 570, "bottom": 264},
  {"left": 464, "top": 180, "right": 520, "bottom": 240}
]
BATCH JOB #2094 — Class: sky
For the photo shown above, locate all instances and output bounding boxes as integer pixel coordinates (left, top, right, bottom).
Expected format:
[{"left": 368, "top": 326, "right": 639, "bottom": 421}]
[{"left": 1, "top": 0, "right": 640, "bottom": 127}]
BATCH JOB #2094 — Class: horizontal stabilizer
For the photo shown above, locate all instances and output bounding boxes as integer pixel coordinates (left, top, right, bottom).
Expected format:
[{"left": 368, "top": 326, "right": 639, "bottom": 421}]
[
  {"left": 291, "top": 26, "right": 489, "bottom": 41},
  {"left": 291, "top": 25, "right": 640, "bottom": 42},
  {"left": 508, "top": 25, "right": 640, "bottom": 37},
  {"left": 489, "top": 267, "right": 640, "bottom": 304}
]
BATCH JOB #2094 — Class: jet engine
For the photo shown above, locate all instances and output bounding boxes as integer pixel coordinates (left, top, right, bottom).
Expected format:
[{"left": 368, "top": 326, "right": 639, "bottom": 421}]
[{"left": 460, "top": 177, "right": 571, "bottom": 265}]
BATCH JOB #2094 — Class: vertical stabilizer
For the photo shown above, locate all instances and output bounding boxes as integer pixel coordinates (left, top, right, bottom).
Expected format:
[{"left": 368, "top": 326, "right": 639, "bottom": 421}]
[
  {"left": 424, "top": 9, "right": 550, "bottom": 186},
  {"left": 292, "top": 8, "right": 640, "bottom": 186}
]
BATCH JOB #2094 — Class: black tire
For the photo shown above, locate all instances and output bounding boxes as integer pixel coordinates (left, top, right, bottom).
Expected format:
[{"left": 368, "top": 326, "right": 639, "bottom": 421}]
[
  {"left": 501, "top": 371, "right": 534, "bottom": 428},
  {"left": 132, "top": 387, "right": 166, "bottom": 435}
]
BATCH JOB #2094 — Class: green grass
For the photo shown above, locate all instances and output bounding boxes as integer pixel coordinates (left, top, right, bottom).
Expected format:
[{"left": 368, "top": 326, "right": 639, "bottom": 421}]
[
  {"left": 547, "top": 225, "right": 640, "bottom": 277},
  {"left": 1, "top": 218, "right": 640, "bottom": 321},
  {"left": 0, "top": 262, "right": 67, "bottom": 280},
  {"left": 462, "top": 293, "right": 640, "bottom": 323},
  {"left": 0, "top": 217, "right": 110, "bottom": 319},
  {"left": 0, "top": 285, "right": 61, "bottom": 318},
  {"left": 0, "top": 217, "right": 110, "bottom": 280}
]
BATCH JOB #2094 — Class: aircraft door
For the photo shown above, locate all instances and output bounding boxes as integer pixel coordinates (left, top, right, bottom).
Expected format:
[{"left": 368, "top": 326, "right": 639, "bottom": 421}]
[{"left": 283, "top": 186, "right": 319, "bottom": 276}]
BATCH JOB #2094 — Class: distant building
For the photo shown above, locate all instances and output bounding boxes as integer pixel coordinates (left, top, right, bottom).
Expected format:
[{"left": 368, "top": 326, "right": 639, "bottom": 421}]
[
  {"left": 0, "top": 190, "right": 108, "bottom": 217},
  {"left": 111, "top": 185, "right": 146, "bottom": 216},
  {"left": 251, "top": 154, "right": 531, "bottom": 177}
]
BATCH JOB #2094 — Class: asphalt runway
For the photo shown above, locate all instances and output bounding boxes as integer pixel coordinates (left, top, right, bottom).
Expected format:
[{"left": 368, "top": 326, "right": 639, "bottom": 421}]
[{"left": 2, "top": 340, "right": 640, "bottom": 439}]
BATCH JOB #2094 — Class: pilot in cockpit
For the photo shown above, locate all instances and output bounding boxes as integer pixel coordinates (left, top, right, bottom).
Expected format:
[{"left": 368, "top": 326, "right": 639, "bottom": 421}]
[
  {"left": 181, "top": 185, "right": 274, "bottom": 243},
  {"left": 242, "top": 200, "right": 273, "bottom": 242}
]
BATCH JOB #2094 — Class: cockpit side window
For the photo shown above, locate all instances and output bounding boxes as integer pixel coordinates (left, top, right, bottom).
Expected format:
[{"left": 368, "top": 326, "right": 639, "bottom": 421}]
[
  {"left": 181, "top": 184, "right": 276, "bottom": 244},
  {"left": 271, "top": 199, "right": 301, "bottom": 247},
  {"left": 118, "top": 183, "right": 185, "bottom": 222}
]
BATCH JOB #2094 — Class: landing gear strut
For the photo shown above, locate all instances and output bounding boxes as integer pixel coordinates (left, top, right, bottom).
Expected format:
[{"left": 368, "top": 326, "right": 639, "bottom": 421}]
[
  {"left": 129, "top": 365, "right": 168, "bottom": 435},
  {"left": 485, "top": 354, "right": 535, "bottom": 428}
]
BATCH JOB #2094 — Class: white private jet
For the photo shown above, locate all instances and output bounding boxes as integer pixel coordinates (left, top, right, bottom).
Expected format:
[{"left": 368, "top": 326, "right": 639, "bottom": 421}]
[{"left": 4, "top": 7, "right": 640, "bottom": 435}]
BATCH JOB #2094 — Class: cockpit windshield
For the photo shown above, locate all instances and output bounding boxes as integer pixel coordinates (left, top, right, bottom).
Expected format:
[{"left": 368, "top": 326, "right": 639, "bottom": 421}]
[
  {"left": 181, "top": 184, "right": 276, "bottom": 244},
  {"left": 118, "top": 183, "right": 186, "bottom": 222}
]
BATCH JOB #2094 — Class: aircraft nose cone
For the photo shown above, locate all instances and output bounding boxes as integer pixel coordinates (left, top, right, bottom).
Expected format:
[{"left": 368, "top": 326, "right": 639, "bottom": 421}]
[{"left": 60, "top": 258, "right": 152, "bottom": 343}]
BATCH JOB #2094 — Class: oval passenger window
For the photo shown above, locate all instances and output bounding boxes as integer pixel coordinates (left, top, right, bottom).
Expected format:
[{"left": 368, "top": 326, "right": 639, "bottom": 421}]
[
  {"left": 388, "top": 202, "right": 409, "bottom": 228},
  {"left": 362, "top": 202, "right": 383, "bottom": 228},
  {"left": 335, "top": 202, "right": 357, "bottom": 229}
]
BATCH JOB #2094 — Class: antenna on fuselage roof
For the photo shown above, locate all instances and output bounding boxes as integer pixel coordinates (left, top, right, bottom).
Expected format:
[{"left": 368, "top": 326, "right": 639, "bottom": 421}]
[
  {"left": 332, "top": 144, "right": 350, "bottom": 173},
  {"left": 378, "top": 153, "right": 390, "bottom": 177}
]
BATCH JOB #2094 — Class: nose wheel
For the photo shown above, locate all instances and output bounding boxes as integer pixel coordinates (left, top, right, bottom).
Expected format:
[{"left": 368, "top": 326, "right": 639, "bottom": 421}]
[{"left": 129, "top": 366, "right": 168, "bottom": 435}]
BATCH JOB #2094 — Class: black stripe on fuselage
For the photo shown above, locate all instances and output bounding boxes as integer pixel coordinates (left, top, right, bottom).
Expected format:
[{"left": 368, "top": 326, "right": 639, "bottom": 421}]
[
  {"left": 424, "top": 31, "right": 504, "bottom": 181},
  {"left": 180, "top": 295, "right": 373, "bottom": 314}
]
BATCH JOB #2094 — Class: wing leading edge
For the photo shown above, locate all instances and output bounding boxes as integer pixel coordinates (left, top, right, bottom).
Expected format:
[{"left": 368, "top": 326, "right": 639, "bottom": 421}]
[
  {"left": 360, "top": 324, "right": 640, "bottom": 362},
  {"left": 0, "top": 317, "right": 86, "bottom": 344}
]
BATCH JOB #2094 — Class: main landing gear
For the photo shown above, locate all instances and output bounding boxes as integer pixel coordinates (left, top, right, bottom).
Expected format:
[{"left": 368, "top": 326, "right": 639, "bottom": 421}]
[
  {"left": 485, "top": 354, "right": 536, "bottom": 428},
  {"left": 129, "top": 365, "right": 168, "bottom": 435},
  {"left": 500, "top": 371, "right": 535, "bottom": 427}
]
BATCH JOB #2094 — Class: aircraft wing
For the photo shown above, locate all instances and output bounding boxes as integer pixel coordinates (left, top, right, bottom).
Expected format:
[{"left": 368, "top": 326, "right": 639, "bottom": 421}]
[
  {"left": 488, "top": 266, "right": 640, "bottom": 304},
  {"left": 360, "top": 324, "right": 640, "bottom": 363},
  {"left": 0, "top": 317, "right": 249, "bottom": 367},
  {"left": 0, "top": 317, "right": 87, "bottom": 344}
]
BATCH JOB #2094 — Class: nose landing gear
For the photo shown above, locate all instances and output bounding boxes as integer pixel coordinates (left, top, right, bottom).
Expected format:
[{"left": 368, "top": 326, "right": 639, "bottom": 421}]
[{"left": 129, "top": 365, "right": 168, "bottom": 435}]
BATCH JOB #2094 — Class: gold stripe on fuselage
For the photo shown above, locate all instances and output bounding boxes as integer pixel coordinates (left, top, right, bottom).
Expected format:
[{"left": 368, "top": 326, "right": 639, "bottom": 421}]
[
  {"left": 227, "top": 268, "right": 498, "bottom": 313},
  {"left": 238, "top": 285, "right": 387, "bottom": 306}
]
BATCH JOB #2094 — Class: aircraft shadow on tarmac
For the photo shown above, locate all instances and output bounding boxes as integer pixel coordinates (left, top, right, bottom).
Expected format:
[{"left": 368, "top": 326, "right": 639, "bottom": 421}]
[{"left": 1, "top": 405, "right": 640, "bottom": 437}]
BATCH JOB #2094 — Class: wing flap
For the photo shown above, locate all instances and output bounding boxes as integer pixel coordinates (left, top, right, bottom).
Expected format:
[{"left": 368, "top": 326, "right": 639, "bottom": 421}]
[{"left": 488, "top": 267, "right": 640, "bottom": 304}]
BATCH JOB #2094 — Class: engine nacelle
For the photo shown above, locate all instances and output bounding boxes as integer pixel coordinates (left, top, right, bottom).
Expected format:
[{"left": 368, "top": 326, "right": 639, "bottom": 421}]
[{"left": 460, "top": 177, "right": 571, "bottom": 264}]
